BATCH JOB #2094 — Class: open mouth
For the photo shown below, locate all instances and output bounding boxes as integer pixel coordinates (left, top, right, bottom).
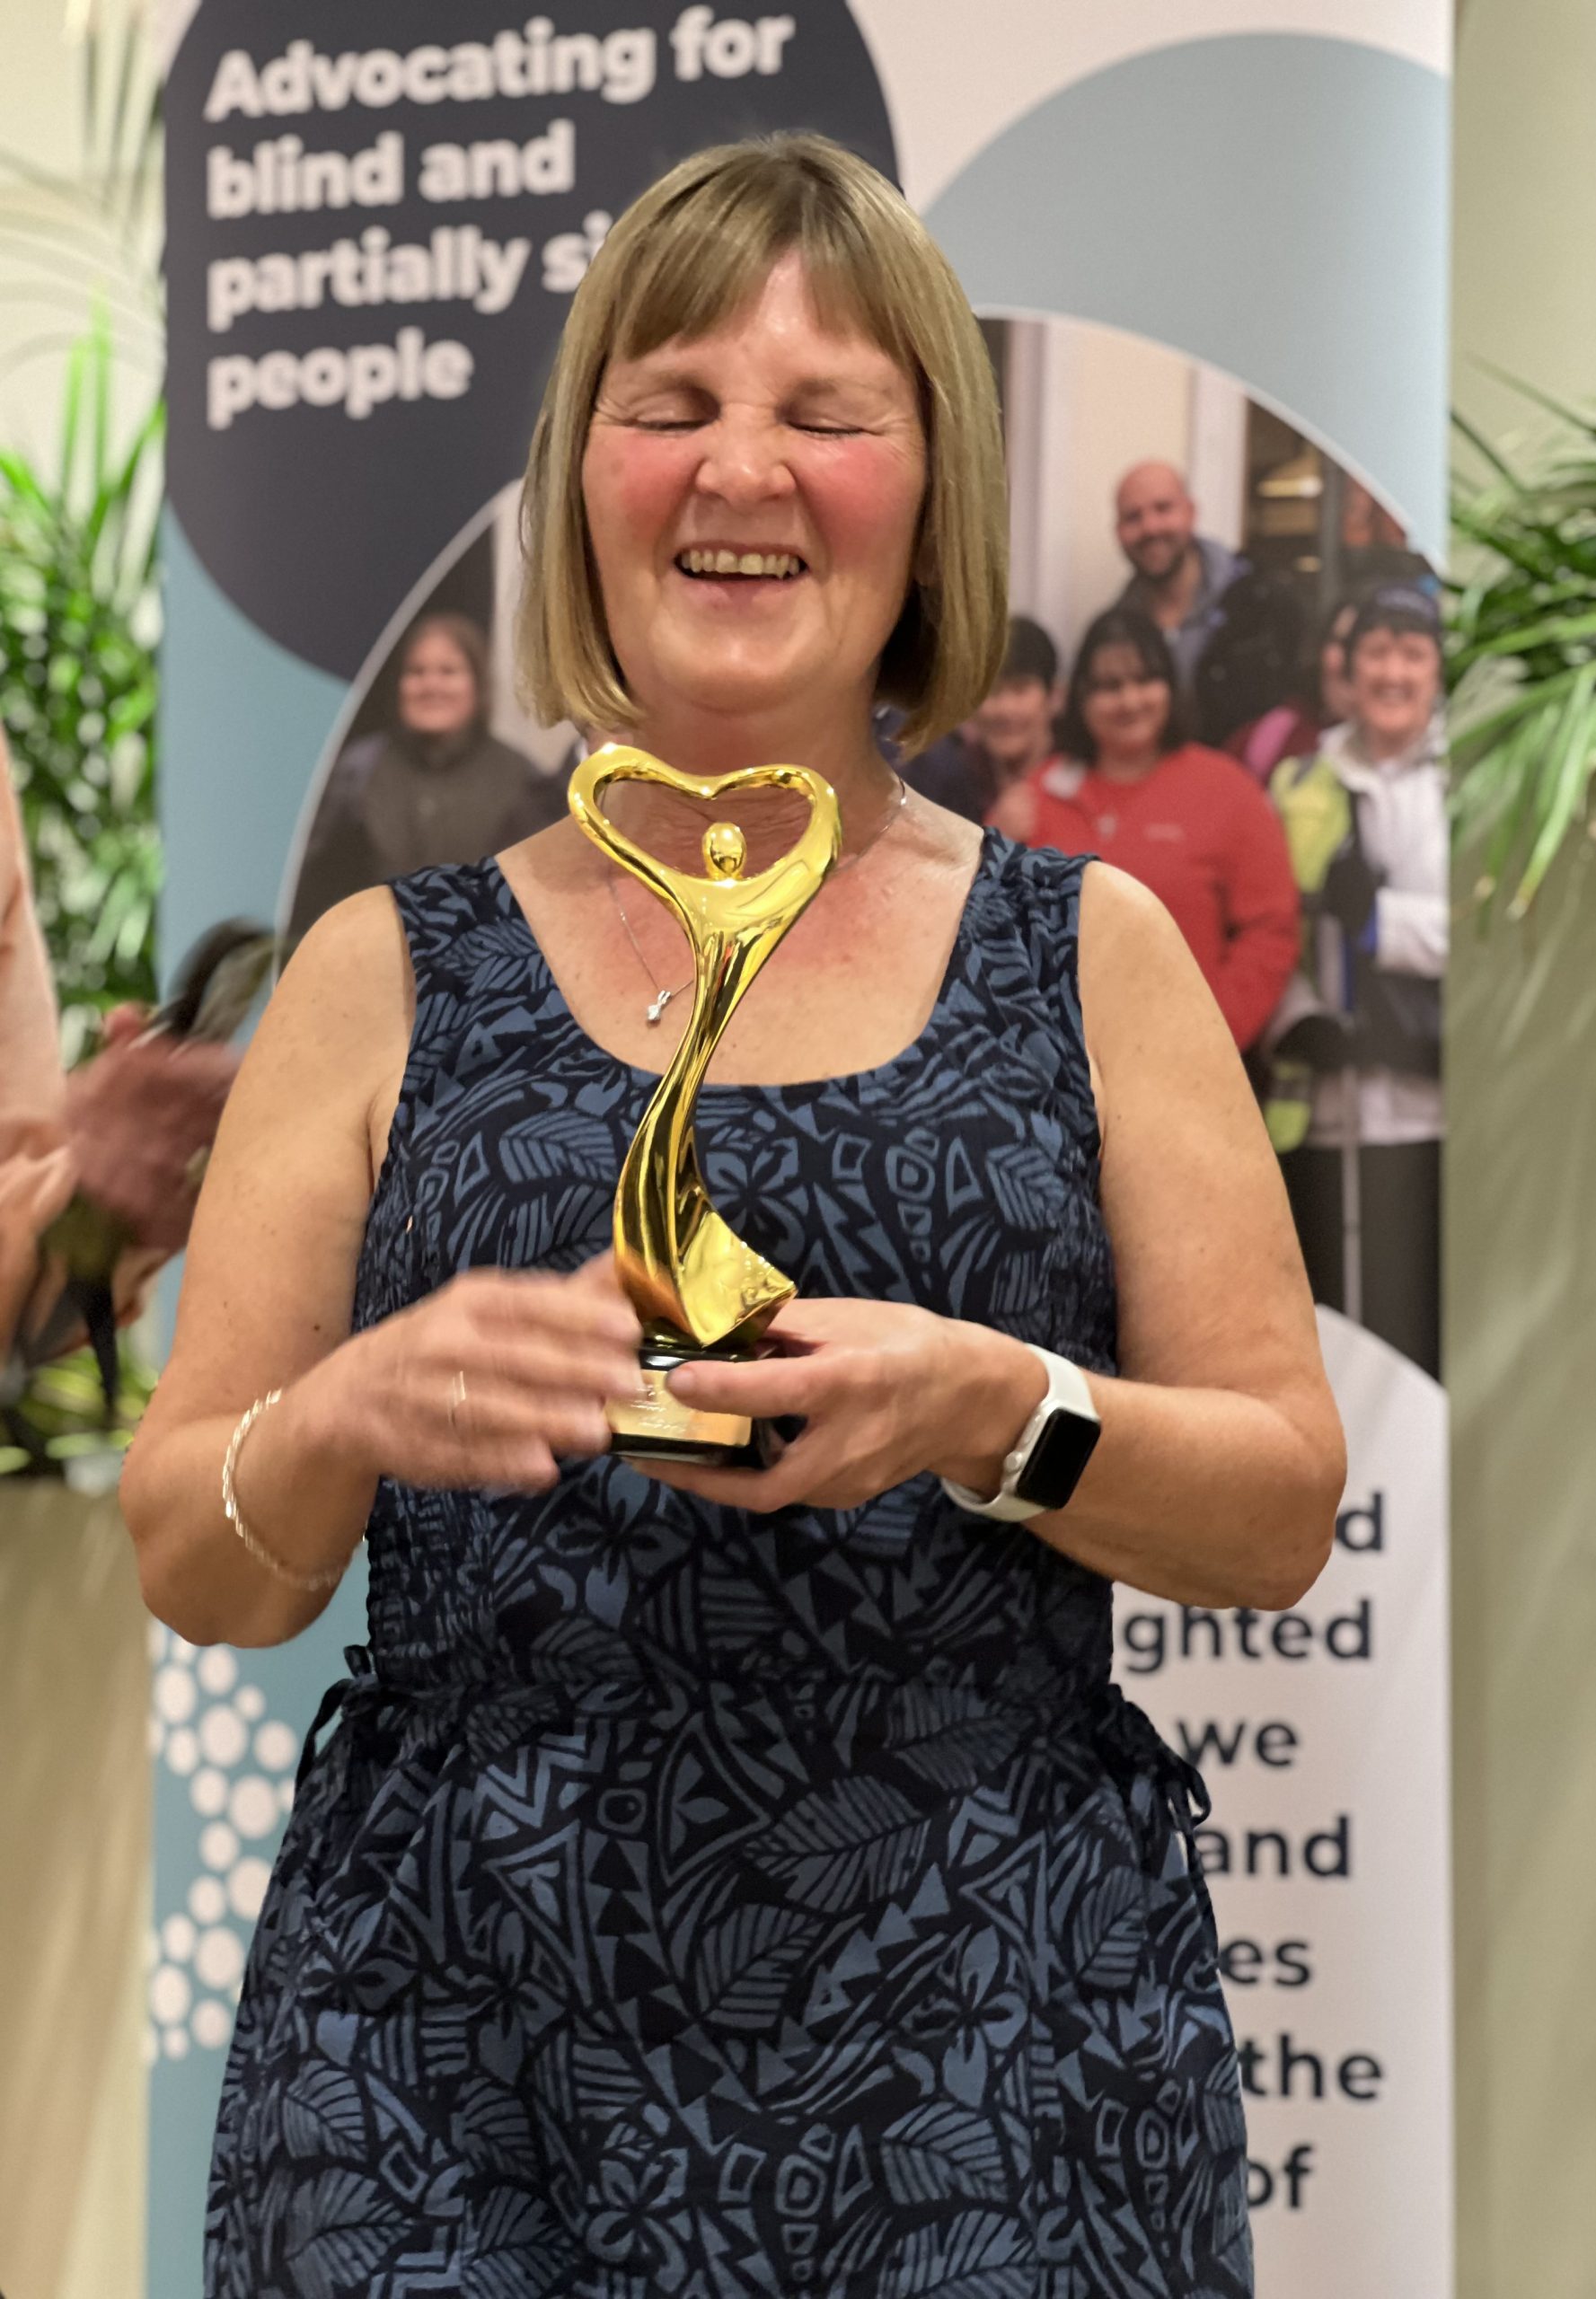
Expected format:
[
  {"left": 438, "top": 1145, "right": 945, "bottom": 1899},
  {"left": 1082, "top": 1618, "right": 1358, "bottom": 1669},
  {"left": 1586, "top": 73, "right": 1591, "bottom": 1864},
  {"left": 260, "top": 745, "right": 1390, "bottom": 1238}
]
[{"left": 675, "top": 549, "right": 807, "bottom": 581}]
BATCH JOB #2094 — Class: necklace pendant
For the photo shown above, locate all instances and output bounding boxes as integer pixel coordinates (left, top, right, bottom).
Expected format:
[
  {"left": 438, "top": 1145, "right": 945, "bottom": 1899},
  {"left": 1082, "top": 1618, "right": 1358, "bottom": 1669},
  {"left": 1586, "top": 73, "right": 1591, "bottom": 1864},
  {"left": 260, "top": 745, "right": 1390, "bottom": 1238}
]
[{"left": 647, "top": 988, "right": 673, "bottom": 1025}]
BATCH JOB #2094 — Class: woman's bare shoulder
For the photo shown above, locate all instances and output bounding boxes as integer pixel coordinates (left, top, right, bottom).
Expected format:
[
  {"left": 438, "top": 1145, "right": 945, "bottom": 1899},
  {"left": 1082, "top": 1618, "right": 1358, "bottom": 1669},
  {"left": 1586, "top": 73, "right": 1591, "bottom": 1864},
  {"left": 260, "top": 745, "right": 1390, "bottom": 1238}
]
[
  {"left": 231, "top": 888, "right": 415, "bottom": 1172},
  {"left": 276, "top": 886, "right": 414, "bottom": 1052},
  {"left": 1077, "top": 856, "right": 1179, "bottom": 965},
  {"left": 1077, "top": 860, "right": 1234, "bottom": 1073}
]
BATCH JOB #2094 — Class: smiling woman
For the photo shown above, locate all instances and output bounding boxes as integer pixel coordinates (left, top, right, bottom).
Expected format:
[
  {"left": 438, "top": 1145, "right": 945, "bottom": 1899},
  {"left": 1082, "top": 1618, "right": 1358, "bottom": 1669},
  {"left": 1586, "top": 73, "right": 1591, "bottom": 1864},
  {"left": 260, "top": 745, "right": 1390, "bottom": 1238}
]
[{"left": 121, "top": 132, "right": 1342, "bottom": 2298}]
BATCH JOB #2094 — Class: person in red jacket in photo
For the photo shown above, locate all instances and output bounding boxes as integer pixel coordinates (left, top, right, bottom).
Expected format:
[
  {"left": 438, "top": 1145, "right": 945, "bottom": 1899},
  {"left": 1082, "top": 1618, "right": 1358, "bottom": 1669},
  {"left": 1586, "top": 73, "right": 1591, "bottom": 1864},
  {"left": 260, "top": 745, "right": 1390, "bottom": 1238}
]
[{"left": 991, "top": 605, "right": 1300, "bottom": 1052}]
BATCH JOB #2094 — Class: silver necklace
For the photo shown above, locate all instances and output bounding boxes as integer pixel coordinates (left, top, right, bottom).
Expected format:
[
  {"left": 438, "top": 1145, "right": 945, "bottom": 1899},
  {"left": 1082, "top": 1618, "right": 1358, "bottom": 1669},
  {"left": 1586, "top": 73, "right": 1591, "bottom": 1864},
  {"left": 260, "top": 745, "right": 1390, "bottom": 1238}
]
[{"left": 609, "top": 774, "right": 909, "bottom": 1026}]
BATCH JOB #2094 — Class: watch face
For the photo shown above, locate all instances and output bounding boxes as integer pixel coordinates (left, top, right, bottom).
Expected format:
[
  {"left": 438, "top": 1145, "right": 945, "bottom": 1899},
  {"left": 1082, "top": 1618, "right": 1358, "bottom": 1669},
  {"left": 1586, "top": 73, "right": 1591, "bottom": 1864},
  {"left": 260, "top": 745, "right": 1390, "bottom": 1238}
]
[{"left": 1013, "top": 1405, "right": 1100, "bottom": 1511}]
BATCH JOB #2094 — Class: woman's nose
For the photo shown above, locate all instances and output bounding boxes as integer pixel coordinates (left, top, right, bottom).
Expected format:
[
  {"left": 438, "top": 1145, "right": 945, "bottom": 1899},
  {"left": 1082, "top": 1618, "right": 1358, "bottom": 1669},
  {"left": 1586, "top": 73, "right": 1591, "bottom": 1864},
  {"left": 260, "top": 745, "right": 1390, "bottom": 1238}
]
[{"left": 692, "top": 414, "right": 796, "bottom": 505}]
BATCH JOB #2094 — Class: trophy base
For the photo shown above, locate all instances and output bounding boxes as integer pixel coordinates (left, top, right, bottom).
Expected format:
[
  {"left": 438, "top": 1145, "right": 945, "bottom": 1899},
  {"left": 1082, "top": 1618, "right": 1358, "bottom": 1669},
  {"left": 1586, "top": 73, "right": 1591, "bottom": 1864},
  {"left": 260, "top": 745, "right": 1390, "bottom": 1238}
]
[{"left": 607, "top": 1346, "right": 768, "bottom": 1468}]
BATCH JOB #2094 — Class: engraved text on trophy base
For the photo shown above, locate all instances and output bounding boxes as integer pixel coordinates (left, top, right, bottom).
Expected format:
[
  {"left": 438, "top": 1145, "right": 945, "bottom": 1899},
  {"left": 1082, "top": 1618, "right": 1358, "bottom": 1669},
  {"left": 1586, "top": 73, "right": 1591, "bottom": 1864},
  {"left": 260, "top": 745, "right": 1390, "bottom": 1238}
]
[{"left": 607, "top": 1355, "right": 754, "bottom": 1464}]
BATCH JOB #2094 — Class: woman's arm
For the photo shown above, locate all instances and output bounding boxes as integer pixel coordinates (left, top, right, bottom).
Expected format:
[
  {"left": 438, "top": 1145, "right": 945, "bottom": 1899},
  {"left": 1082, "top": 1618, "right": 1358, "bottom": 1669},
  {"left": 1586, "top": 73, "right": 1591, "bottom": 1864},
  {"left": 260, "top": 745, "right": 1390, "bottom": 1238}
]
[
  {"left": 651, "top": 863, "right": 1344, "bottom": 1610},
  {"left": 950, "top": 861, "right": 1343, "bottom": 1606},
  {"left": 119, "top": 889, "right": 642, "bottom": 1649},
  {"left": 119, "top": 890, "right": 414, "bottom": 1646}
]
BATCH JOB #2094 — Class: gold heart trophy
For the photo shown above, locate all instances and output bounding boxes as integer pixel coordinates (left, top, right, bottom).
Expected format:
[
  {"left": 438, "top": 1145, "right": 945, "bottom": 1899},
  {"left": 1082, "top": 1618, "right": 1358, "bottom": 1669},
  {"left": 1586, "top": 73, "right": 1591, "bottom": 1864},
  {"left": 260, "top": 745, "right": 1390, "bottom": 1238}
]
[{"left": 569, "top": 744, "right": 842, "bottom": 1465}]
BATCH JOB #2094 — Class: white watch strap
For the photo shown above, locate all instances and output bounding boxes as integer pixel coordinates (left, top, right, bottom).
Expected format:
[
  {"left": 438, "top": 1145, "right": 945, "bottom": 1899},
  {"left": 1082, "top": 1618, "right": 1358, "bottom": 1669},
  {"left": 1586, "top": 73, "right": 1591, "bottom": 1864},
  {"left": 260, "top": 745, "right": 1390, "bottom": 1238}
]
[{"left": 939, "top": 1344, "right": 1099, "bottom": 1521}]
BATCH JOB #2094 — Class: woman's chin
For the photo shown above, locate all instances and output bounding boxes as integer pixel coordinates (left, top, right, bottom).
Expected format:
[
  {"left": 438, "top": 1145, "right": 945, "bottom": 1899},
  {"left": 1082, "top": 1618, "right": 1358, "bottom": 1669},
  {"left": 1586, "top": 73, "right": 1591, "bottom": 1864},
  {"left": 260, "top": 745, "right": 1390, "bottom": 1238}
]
[{"left": 642, "top": 661, "right": 840, "bottom": 736}]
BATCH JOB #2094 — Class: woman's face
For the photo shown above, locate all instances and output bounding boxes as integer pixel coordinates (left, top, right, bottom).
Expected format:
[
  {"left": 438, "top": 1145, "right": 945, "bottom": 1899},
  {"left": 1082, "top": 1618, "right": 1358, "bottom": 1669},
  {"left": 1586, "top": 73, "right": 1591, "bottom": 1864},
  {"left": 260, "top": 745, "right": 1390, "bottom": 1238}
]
[
  {"left": 580, "top": 251, "right": 927, "bottom": 736},
  {"left": 1349, "top": 628, "right": 1440, "bottom": 754},
  {"left": 399, "top": 630, "right": 478, "bottom": 738},
  {"left": 1079, "top": 641, "right": 1172, "bottom": 765}
]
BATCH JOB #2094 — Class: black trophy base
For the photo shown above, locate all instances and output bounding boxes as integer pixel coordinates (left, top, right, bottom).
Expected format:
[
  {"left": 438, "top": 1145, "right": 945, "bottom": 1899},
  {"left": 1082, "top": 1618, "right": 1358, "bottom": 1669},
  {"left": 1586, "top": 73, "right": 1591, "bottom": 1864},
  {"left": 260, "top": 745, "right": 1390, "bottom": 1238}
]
[{"left": 607, "top": 1345, "right": 772, "bottom": 1468}]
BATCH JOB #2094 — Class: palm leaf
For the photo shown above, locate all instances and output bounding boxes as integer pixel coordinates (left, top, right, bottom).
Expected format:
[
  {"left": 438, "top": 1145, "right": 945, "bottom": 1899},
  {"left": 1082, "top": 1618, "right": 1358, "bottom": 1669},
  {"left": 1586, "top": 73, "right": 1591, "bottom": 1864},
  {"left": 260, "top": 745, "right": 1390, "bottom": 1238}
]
[
  {"left": 1451, "top": 406, "right": 1521, "bottom": 488},
  {"left": 1450, "top": 381, "right": 1596, "bottom": 917},
  {"left": 1512, "top": 663, "right": 1596, "bottom": 912},
  {"left": 103, "top": 22, "right": 140, "bottom": 216},
  {"left": 1473, "top": 359, "right": 1596, "bottom": 443}
]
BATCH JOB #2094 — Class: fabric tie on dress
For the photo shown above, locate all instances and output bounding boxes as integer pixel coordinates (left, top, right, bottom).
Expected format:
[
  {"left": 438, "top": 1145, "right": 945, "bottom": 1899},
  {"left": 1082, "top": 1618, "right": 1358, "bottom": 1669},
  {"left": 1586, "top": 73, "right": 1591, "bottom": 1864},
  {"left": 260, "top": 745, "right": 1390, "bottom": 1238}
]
[
  {"left": 295, "top": 1643, "right": 382, "bottom": 1798},
  {"left": 1091, "top": 1678, "right": 1213, "bottom": 1860}
]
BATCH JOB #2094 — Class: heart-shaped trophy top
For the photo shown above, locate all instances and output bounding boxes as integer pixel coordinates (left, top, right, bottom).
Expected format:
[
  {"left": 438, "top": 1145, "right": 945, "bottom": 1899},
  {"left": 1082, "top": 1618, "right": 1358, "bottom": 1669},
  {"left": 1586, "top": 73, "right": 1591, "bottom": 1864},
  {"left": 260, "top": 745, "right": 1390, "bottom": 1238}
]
[
  {"left": 568, "top": 744, "right": 842, "bottom": 929},
  {"left": 567, "top": 745, "right": 843, "bottom": 1352}
]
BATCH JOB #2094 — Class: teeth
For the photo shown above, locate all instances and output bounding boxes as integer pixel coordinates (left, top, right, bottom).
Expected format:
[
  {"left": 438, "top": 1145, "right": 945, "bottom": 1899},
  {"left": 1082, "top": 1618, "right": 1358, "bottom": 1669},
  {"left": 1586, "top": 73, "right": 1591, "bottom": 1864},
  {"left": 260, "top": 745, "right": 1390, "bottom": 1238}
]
[{"left": 679, "top": 549, "right": 803, "bottom": 578}]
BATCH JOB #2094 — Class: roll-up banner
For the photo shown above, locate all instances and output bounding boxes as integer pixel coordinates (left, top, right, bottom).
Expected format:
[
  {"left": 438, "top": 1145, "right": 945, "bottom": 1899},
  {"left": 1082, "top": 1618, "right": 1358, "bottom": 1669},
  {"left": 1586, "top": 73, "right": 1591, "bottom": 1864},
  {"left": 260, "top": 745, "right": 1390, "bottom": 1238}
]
[{"left": 152, "top": 3, "right": 1452, "bottom": 2289}]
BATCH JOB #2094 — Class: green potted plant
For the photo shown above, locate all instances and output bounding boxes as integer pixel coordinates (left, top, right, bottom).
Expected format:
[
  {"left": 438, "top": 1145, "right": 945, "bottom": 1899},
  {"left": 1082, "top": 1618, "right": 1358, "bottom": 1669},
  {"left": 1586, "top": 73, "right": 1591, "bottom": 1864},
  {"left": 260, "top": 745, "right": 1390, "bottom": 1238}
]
[{"left": 1449, "top": 377, "right": 1596, "bottom": 922}]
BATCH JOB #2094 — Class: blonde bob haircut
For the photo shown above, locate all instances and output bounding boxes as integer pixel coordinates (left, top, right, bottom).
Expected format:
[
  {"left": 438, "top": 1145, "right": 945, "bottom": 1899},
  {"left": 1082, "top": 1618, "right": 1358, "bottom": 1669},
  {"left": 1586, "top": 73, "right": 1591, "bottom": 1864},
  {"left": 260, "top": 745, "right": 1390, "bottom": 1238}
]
[{"left": 517, "top": 133, "right": 1009, "bottom": 758}]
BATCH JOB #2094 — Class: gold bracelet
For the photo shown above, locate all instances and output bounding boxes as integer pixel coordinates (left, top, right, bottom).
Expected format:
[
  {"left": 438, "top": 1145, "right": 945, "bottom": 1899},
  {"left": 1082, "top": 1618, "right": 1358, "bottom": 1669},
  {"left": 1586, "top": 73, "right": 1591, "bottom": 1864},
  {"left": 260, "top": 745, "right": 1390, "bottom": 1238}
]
[{"left": 221, "top": 1390, "right": 350, "bottom": 1594}]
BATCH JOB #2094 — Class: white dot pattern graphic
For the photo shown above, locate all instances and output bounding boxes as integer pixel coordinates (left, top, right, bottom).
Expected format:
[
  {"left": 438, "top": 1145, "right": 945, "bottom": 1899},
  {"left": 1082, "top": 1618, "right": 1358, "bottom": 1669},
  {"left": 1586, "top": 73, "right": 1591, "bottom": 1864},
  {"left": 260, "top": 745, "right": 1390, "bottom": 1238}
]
[
  {"left": 162, "top": 1914, "right": 197, "bottom": 1963},
  {"left": 229, "top": 1777, "right": 278, "bottom": 1840},
  {"left": 254, "top": 1721, "right": 297, "bottom": 1773},
  {"left": 199, "top": 1819, "right": 240, "bottom": 1872},
  {"left": 191, "top": 1767, "right": 228, "bottom": 1818},
  {"left": 189, "top": 1876, "right": 226, "bottom": 1925},
  {"left": 199, "top": 1706, "right": 248, "bottom": 1766},
  {"left": 151, "top": 1965, "right": 191, "bottom": 2024},
  {"left": 195, "top": 1926, "right": 245, "bottom": 1992},
  {"left": 198, "top": 1649, "right": 239, "bottom": 1697},
  {"left": 192, "top": 1999, "right": 232, "bottom": 2050},
  {"left": 146, "top": 1634, "right": 302, "bottom": 2056},
  {"left": 228, "top": 1857, "right": 272, "bottom": 1922},
  {"left": 154, "top": 1664, "right": 196, "bottom": 1724}
]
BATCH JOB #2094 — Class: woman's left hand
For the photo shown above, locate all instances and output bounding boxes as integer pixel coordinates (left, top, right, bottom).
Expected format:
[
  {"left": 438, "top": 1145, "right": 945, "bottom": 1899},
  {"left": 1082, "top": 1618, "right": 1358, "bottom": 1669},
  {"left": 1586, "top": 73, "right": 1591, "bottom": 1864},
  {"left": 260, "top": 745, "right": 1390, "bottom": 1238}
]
[{"left": 645, "top": 1297, "right": 1045, "bottom": 1513}]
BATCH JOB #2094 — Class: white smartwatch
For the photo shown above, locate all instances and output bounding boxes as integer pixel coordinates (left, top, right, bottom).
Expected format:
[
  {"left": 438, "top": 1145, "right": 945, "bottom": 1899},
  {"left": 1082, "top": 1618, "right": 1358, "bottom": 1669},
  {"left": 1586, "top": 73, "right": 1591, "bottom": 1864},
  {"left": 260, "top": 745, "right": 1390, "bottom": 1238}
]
[{"left": 939, "top": 1344, "right": 1101, "bottom": 1521}]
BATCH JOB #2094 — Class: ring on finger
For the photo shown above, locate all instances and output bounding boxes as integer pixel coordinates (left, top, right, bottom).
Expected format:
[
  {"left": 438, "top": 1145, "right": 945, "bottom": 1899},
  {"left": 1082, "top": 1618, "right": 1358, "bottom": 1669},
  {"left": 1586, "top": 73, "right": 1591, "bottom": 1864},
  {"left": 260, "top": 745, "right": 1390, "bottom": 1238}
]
[{"left": 447, "top": 1369, "right": 469, "bottom": 1431}]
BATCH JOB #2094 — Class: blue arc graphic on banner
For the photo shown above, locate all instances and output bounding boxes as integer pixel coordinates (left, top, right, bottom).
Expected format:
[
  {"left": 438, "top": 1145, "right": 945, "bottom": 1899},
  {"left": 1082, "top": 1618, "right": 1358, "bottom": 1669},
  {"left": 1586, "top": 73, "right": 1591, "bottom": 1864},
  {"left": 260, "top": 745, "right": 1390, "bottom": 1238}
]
[{"left": 923, "top": 32, "right": 1450, "bottom": 565}]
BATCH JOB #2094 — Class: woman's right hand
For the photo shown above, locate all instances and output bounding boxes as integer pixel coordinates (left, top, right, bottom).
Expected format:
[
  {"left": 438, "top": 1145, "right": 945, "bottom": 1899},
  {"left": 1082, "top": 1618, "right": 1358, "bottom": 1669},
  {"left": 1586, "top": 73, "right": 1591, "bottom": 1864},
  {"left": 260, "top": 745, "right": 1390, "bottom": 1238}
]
[{"left": 314, "top": 1256, "right": 643, "bottom": 1493}]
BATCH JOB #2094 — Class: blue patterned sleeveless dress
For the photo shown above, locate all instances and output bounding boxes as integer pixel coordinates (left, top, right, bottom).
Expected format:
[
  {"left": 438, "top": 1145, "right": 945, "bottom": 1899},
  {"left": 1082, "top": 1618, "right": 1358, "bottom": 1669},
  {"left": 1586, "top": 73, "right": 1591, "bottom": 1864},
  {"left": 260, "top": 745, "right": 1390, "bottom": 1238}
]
[{"left": 207, "top": 831, "right": 1252, "bottom": 2298}]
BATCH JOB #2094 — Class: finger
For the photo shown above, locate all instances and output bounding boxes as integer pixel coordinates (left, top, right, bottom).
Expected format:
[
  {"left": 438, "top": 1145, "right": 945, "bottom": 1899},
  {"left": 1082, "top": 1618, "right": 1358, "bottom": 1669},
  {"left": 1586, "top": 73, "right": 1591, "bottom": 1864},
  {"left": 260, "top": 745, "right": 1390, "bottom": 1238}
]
[
  {"left": 440, "top": 1376, "right": 613, "bottom": 1459},
  {"left": 469, "top": 1269, "right": 641, "bottom": 1350},
  {"left": 641, "top": 1438, "right": 824, "bottom": 1515},
  {"left": 458, "top": 1438, "right": 562, "bottom": 1495},
  {"left": 100, "top": 1003, "right": 151, "bottom": 1048},
  {"left": 665, "top": 1351, "right": 827, "bottom": 1422},
  {"left": 757, "top": 1298, "right": 866, "bottom": 1349},
  {"left": 459, "top": 1334, "right": 644, "bottom": 1403},
  {"left": 569, "top": 1247, "right": 630, "bottom": 1299}
]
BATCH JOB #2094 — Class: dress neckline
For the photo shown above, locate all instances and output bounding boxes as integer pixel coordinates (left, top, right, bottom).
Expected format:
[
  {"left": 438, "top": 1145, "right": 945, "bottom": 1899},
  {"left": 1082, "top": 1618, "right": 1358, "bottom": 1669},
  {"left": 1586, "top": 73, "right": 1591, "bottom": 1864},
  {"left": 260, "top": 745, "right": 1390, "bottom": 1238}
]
[{"left": 485, "top": 827, "right": 1001, "bottom": 1101}]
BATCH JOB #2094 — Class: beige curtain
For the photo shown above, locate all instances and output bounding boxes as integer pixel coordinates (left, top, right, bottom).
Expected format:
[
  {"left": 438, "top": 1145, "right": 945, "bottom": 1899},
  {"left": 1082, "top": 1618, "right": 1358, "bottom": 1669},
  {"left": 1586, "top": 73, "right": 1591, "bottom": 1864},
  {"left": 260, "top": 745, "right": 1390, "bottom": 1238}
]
[{"left": 0, "top": 1484, "right": 149, "bottom": 2299}]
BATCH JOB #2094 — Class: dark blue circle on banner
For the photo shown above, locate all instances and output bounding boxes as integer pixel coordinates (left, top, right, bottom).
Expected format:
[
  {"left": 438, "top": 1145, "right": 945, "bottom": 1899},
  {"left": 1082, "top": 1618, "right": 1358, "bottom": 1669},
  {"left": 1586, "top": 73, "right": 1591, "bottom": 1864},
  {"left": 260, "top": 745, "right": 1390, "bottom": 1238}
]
[{"left": 164, "top": 2, "right": 897, "bottom": 678}]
